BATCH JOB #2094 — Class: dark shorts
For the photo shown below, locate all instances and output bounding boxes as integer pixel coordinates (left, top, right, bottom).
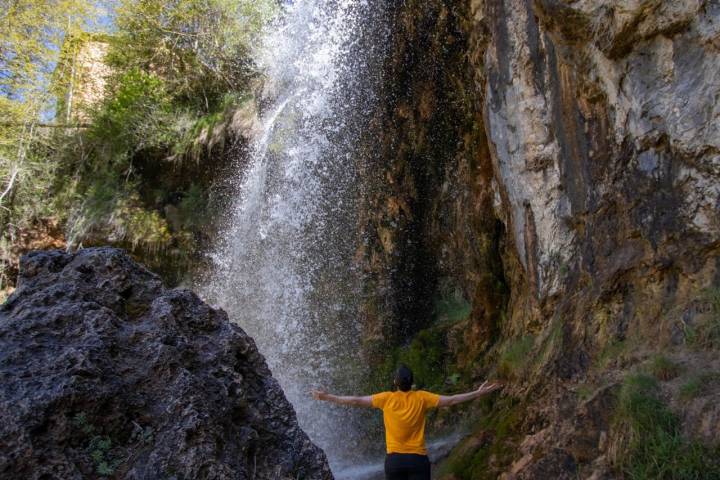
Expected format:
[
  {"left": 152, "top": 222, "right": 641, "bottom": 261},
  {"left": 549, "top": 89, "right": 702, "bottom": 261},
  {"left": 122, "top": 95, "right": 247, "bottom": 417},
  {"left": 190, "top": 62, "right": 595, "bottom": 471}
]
[{"left": 384, "top": 453, "right": 431, "bottom": 480}]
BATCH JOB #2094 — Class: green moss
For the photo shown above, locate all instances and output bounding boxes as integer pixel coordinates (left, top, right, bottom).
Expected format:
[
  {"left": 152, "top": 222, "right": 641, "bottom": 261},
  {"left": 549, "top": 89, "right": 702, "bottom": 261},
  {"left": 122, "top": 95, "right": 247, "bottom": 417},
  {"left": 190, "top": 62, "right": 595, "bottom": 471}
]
[
  {"left": 367, "top": 321, "right": 472, "bottom": 394},
  {"left": 433, "top": 292, "right": 472, "bottom": 324},
  {"left": 611, "top": 373, "right": 720, "bottom": 479},
  {"left": 396, "top": 328, "right": 447, "bottom": 390},
  {"left": 496, "top": 335, "right": 535, "bottom": 380},
  {"left": 432, "top": 279, "right": 472, "bottom": 325}
]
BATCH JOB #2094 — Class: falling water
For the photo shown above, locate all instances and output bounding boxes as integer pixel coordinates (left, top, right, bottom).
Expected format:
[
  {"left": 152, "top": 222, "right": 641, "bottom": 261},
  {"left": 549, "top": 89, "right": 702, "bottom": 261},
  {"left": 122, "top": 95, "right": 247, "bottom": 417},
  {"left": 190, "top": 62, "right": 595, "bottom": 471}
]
[{"left": 202, "top": 0, "right": 387, "bottom": 476}]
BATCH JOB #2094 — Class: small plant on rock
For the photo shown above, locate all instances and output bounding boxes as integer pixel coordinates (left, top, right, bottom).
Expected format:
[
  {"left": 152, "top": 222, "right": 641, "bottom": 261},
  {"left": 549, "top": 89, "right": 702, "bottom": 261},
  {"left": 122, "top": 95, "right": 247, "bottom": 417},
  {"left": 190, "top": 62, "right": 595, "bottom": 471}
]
[{"left": 71, "top": 412, "right": 124, "bottom": 477}]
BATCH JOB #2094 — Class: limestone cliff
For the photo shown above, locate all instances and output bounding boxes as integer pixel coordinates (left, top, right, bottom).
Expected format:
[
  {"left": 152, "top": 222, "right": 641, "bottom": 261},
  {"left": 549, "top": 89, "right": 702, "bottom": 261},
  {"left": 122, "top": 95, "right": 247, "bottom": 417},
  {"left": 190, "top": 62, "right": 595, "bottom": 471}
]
[{"left": 360, "top": 0, "right": 720, "bottom": 477}]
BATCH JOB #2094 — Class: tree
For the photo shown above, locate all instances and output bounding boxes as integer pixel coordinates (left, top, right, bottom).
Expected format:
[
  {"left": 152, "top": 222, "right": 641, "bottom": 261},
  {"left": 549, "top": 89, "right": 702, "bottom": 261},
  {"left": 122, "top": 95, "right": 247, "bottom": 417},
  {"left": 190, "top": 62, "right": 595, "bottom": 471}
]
[
  {"left": 109, "top": 0, "right": 277, "bottom": 112},
  {"left": 1, "top": 0, "right": 99, "bottom": 215}
]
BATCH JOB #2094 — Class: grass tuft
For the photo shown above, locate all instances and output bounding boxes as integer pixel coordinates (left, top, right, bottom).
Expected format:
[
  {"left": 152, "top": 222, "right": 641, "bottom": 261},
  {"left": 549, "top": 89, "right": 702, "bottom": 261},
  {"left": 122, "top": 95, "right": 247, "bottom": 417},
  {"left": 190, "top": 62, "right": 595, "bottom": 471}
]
[
  {"left": 683, "top": 287, "right": 720, "bottom": 349},
  {"left": 679, "top": 372, "right": 720, "bottom": 402},
  {"left": 645, "top": 355, "right": 681, "bottom": 381},
  {"left": 609, "top": 373, "right": 720, "bottom": 479},
  {"left": 595, "top": 338, "right": 628, "bottom": 369}
]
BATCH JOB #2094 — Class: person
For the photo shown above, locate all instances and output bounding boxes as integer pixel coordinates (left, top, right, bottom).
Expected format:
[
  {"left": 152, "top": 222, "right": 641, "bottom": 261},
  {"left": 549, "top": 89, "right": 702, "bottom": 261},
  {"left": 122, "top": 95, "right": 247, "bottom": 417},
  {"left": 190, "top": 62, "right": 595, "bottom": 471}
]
[{"left": 310, "top": 364, "right": 502, "bottom": 480}]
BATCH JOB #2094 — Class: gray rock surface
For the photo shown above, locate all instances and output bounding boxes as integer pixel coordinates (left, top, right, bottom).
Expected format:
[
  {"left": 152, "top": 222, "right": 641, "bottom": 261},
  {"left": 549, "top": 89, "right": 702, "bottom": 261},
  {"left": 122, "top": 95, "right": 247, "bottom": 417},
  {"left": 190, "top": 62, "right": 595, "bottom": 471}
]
[
  {"left": 482, "top": 0, "right": 720, "bottom": 301},
  {"left": 0, "top": 247, "right": 333, "bottom": 480}
]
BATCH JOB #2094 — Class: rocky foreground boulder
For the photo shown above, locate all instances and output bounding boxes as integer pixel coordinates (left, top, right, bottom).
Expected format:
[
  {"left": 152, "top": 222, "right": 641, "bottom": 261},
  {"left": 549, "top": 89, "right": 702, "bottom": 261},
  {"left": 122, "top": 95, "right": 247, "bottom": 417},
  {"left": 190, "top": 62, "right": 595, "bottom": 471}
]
[{"left": 0, "top": 248, "right": 333, "bottom": 480}]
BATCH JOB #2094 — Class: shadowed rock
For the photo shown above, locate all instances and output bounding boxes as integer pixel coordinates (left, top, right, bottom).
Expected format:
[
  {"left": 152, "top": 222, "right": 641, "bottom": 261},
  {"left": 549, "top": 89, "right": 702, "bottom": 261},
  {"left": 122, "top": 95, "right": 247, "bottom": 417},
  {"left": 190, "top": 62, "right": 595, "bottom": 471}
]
[{"left": 0, "top": 247, "right": 333, "bottom": 480}]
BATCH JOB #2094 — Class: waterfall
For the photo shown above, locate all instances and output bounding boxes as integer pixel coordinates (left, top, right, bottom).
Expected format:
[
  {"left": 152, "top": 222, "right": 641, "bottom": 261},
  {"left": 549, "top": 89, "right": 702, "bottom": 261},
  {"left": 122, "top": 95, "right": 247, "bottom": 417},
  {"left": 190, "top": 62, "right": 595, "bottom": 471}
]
[{"left": 201, "top": 0, "right": 387, "bottom": 476}]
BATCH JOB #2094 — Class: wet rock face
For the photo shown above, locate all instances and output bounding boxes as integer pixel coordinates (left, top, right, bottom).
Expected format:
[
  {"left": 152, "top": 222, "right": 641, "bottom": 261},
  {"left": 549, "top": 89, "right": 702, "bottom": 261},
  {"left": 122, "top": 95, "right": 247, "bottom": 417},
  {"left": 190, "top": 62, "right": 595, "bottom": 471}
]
[
  {"left": 363, "top": 0, "right": 720, "bottom": 477},
  {"left": 0, "top": 248, "right": 332, "bottom": 480},
  {"left": 481, "top": 0, "right": 720, "bottom": 307}
]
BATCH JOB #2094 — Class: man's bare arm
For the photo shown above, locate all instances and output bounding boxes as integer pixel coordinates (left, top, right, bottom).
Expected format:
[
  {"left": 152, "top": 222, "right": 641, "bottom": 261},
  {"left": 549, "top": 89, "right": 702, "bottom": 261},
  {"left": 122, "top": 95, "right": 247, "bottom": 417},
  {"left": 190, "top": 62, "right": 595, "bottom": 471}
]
[
  {"left": 437, "top": 381, "right": 501, "bottom": 407},
  {"left": 311, "top": 390, "right": 373, "bottom": 407}
]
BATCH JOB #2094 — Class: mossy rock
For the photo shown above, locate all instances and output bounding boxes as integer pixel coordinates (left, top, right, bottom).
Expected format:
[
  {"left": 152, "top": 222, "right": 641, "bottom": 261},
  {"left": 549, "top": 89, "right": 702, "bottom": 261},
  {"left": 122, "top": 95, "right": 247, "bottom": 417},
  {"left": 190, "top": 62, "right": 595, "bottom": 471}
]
[{"left": 435, "top": 397, "right": 524, "bottom": 480}]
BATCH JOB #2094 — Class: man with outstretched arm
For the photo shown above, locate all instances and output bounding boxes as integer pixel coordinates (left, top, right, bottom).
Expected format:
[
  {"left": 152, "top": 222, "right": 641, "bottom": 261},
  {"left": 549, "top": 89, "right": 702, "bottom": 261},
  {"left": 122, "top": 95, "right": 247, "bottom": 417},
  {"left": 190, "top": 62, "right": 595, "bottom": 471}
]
[{"left": 310, "top": 364, "right": 502, "bottom": 480}]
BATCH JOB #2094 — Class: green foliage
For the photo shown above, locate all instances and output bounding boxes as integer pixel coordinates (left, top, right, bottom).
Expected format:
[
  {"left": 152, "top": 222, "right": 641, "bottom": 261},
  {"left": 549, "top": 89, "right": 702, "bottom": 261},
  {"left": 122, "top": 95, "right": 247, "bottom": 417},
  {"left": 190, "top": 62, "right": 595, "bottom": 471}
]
[
  {"left": 1, "top": 0, "right": 98, "bottom": 237},
  {"left": 108, "top": 0, "right": 277, "bottom": 111},
  {"left": 88, "top": 435, "right": 121, "bottom": 476},
  {"left": 0, "top": 0, "right": 97, "bottom": 109},
  {"left": 67, "top": 179, "right": 172, "bottom": 252},
  {"left": 368, "top": 324, "right": 462, "bottom": 393},
  {"left": 91, "top": 68, "right": 176, "bottom": 155},
  {"left": 72, "top": 412, "right": 95, "bottom": 435},
  {"left": 496, "top": 335, "right": 534, "bottom": 379},
  {"left": 611, "top": 373, "right": 720, "bottom": 479},
  {"left": 375, "top": 328, "right": 448, "bottom": 391},
  {"left": 399, "top": 328, "right": 447, "bottom": 389},
  {"left": 172, "top": 92, "right": 250, "bottom": 157},
  {"left": 2, "top": 0, "right": 275, "bottom": 288},
  {"left": 177, "top": 184, "right": 209, "bottom": 230},
  {"left": 72, "top": 412, "right": 123, "bottom": 477}
]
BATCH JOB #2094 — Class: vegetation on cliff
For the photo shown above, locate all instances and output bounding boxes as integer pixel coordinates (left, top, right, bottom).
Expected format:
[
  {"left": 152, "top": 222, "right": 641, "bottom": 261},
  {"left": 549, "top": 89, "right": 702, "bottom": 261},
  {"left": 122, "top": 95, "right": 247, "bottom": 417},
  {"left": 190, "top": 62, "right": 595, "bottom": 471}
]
[{"left": 0, "top": 0, "right": 275, "bottom": 298}]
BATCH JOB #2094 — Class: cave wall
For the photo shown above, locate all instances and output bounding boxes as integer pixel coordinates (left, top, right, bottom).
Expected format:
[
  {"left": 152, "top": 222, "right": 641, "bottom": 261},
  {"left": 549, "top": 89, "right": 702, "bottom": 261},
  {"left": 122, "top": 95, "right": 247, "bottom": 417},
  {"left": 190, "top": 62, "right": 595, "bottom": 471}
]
[
  {"left": 360, "top": 0, "right": 720, "bottom": 476},
  {"left": 357, "top": 0, "right": 510, "bottom": 378},
  {"left": 363, "top": 0, "right": 720, "bottom": 376}
]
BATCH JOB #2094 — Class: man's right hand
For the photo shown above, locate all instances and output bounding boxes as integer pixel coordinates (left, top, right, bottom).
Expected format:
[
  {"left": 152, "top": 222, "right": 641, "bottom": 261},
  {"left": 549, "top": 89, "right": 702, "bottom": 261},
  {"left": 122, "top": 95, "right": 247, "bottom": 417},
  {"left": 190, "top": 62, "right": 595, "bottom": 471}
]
[
  {"left": 311, "top": 389, "right": 329, "bottom": 401},
  {"left": 475, "top": 381, "right": 502, "bottom": 395}
]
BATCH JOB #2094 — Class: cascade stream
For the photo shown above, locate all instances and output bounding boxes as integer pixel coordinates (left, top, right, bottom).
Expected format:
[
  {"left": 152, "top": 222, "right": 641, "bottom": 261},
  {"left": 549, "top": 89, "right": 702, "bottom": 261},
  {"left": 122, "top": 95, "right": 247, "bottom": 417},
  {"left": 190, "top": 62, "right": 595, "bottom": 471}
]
[{"left": 202, "top": 0, "right": 387, "bottom": 476}]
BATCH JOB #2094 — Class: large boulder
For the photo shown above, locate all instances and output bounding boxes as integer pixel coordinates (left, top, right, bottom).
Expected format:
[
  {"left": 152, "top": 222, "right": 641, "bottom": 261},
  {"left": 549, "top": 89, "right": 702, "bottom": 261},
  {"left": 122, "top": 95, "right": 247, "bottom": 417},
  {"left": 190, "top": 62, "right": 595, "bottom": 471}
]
[{"left": 0, "top": 248, "right": 333, "bottom": 480}]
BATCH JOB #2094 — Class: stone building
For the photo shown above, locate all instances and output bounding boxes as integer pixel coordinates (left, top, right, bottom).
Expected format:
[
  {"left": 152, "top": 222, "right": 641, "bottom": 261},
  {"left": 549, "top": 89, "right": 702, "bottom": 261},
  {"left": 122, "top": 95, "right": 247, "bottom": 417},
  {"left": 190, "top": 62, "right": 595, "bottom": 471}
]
[{"left": 54, "top": 34, "right": 112, "bottom": 123}]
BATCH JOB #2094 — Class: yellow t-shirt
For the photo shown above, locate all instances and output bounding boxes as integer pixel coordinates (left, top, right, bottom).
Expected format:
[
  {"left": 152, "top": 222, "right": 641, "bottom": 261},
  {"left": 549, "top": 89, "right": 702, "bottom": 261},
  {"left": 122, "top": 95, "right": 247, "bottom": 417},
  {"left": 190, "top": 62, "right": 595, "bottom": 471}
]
[{"left": 371, "top": 390, "right": 440, "bottom": 455}]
